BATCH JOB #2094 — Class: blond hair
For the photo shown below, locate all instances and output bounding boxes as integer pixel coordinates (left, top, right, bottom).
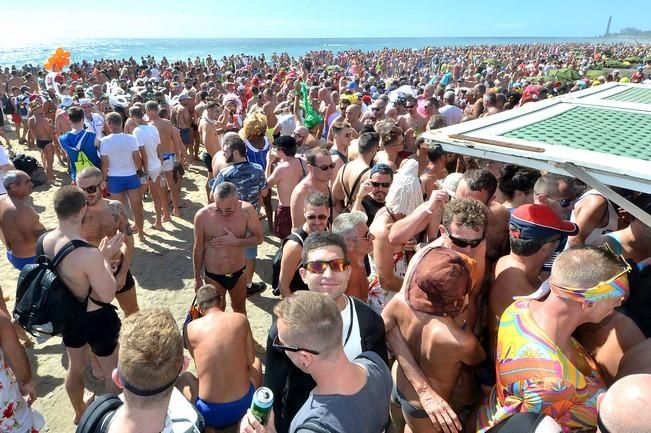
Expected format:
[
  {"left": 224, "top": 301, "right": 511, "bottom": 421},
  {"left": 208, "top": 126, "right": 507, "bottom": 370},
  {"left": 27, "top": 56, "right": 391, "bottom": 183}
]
[
  {"left": 240, "top": 111, "right": 268, "bottom": 140},
  {"left": 119, "top": 309, "right": 183, "bottom": 404},
  {"left": 274, "top": 291, "right": 342, "bottom": 358}
]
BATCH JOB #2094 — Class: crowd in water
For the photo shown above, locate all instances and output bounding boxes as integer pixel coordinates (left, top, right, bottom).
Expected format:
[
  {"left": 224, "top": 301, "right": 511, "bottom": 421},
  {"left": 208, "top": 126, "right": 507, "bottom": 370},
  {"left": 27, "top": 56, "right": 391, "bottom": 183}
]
[{"left": 0, "top": 42, "right": 650, "bottom": 433}]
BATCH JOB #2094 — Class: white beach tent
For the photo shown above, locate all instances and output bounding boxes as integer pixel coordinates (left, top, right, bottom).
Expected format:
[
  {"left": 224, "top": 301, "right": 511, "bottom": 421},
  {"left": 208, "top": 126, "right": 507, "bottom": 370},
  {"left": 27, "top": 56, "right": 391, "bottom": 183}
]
[{"left": 423, "top": 82, "right": 651, "bottom": 227}]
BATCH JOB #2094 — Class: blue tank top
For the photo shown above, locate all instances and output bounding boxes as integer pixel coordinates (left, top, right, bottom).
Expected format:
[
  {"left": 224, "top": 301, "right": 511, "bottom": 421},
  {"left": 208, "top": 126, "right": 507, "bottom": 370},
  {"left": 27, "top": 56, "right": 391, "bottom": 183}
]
[{"left": 244, "top": 137, "right": 270, "bottom": 170}]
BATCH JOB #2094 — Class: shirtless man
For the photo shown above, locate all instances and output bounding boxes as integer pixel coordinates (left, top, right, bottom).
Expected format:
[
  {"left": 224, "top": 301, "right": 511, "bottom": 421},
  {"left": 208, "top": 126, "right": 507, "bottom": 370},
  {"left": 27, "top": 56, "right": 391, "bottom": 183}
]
[
  {"left": 328, "top": 119, "right": 354, "bottom": 177},
  {"left": 383, "top": 246, "right": 485, "bottom": 433},
  {"left": 266, "top": 135, "right": 306, "bottom": 239},
  {"left": 53, "top": 96, "right": 74, "bottom": 166},
  {"left": 332, "top": 131, "right": 380, "bottom": 213},
  {"left": 146, "top": 101, "right": 183, "bottom": 217},
  {"left": 262, "top": 88, "right": 278, "bottom": 131},
  {"left": 488, "top": 204, "right": 577, "bottom": 348},
  {"left": 456, "top": 169, "right": 510, "bottom": 264},
  {"left": 173, "top": 94, "right": 193, "bottom": 160},
  {"left": 77, "top": 167, "right": 139, "bottom": 316},
  {"left": 398, "top": 96, "right": 427, "bottom": 153},
  {"left": 567, "top": 184, "right": 619, "bottom": 248},
  {"left": 41, "top": 186, "right": 123, "bottom": 424},
  {"left": 179, "top": 284, "right": 261, "bottom": 432},
  {"left": 419, "top": 144, "right": 447, "bottom": 199},
  {"left": 27, "top": 98, "right": 56, "bottom": 183},
  {"left": 0, "top": 171, "right": 46, "bottom": 271},
  {"left": 193, "top": 182, "right": 264, "bottom": 315},
  {"left": 290, "top": 148, "right": 335, "bottom": 230},
  {"left": 199, "top": 100, "right": 227, "bottom": 200}
]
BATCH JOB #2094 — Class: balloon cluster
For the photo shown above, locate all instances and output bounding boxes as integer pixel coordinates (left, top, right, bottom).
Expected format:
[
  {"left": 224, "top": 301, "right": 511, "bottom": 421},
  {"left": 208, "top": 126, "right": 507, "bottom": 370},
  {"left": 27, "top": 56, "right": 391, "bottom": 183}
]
[{"left": 44, "top": 47, "right": 71, "bottom": 72}]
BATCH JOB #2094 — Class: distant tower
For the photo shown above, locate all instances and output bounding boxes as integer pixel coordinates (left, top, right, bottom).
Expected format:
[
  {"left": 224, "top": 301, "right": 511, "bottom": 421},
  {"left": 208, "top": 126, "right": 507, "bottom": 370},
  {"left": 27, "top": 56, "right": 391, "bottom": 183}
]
[{"left": 604, "top": 16, "right": 612, "bottom": 36}]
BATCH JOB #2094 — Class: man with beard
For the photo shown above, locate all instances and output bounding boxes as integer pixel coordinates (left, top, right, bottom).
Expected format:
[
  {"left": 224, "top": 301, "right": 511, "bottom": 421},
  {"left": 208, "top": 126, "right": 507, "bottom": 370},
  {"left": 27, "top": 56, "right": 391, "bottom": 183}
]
[{"left": 77, "top": 167, "right": 139, "bottom": 316}]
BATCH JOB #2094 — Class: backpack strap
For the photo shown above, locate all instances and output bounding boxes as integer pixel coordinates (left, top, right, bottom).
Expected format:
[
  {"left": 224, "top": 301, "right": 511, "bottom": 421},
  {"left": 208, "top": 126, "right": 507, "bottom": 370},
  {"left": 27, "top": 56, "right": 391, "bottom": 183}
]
[
  {"left": 344, "top": 166, "right": 371, "bottom": 209},
  {"left": 51, "top": 239, "right": 93, "bottom": 269},
  {"left": 75, "top": 393, "right": 123, "bottom": 433},
  {"left": 297, "top": 420, "right": 335, "bottom": 433}
]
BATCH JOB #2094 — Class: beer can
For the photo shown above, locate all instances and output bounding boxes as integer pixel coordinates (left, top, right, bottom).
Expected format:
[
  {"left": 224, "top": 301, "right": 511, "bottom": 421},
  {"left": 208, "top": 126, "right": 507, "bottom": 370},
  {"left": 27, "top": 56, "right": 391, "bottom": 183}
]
[{"left": 250, "top": 387, "right": 274, "bottom": 425}]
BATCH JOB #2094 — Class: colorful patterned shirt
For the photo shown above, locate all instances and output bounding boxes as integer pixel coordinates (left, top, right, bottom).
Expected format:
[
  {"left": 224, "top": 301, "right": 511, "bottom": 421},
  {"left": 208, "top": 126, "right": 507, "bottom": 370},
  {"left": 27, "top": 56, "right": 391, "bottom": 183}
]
[
  {"left": 212, "top": 161, "right": 267, "bottom": 209},
  {"left": 0, "top": 348, "right": 44, "bottom": 432},
  {"left": 476, "top": 300, "right": 606, "bottom": 433}
]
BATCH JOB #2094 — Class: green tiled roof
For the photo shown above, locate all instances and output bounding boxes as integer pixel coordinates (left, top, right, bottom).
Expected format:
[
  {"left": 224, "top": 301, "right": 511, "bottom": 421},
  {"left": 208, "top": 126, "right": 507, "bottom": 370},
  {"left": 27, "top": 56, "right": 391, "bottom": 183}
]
[
  {"left": 605, "top": 87, "right": 651, "bottom": 104},
  {"left": 502, "top": 106, "right": 651, "bottom": 161}
]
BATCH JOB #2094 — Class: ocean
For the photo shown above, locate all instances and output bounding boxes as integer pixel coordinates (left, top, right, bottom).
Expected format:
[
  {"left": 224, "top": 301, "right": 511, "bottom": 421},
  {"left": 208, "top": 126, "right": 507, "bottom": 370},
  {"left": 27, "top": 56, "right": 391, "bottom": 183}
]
[{"left": 0, "top": 37, "right": 607, "bottom": 68}]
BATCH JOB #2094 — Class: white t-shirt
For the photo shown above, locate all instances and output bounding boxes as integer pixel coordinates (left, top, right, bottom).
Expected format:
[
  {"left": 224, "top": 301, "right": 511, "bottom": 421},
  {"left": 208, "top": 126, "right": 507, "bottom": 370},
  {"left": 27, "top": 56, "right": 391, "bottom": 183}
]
[
  {"left": 100, "top": 133, "right": 139, "bottom": 177},
  {"left": 276, "top": 113, "right": 296, "bottom": 136},
  {"left": 0, "top": 146, "right": 10, "bottom": 195},
  {"left": 340, "top": 295, "right": 363, "bottom": 361},
  {"left": 132, "top": 125, "right": 161, "bottom": 171}
]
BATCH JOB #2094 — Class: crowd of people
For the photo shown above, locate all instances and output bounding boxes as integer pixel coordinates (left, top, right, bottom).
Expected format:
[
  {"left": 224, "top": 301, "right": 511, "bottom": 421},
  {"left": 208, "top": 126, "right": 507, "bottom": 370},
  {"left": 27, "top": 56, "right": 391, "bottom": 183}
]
[{"left": 0, "top": 42, "right": 650, "bottom": 433}]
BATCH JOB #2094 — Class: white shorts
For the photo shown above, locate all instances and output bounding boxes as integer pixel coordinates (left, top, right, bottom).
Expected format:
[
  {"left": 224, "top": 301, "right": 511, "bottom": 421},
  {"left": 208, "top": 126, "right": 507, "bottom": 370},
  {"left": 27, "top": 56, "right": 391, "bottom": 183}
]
[
  {"left": 162, "top": 158, "right": 174, "bottom": 172},
  {"left": 148, "top": 165, "right": 162, "bottom": 182}
]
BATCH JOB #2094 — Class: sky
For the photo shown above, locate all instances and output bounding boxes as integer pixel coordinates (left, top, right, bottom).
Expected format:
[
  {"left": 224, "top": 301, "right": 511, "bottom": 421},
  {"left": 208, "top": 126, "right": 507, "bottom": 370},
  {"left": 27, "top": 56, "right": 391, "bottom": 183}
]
[{"left": 2, "top": 0, "right": 651, "bottom": 45}]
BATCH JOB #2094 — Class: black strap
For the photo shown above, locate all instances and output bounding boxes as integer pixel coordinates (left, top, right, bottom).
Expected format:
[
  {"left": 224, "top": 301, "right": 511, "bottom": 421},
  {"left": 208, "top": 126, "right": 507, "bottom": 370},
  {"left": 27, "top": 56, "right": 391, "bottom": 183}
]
[
  {"left": 298, "top": 420, "right": 334, "bottom": 433},
  {"left": 344, "top": 166, "right": 371, "bottom": 209},
  {"left": 329, "top": 148, "right": 347, "bottom": 164}
]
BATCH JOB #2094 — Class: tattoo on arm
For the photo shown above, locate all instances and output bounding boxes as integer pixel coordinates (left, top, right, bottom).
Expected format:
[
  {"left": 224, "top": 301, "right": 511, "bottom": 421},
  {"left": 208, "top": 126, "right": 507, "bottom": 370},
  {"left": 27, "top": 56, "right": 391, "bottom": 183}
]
[{"left": 108, "top": 201, "right": 133, "bottom": 235}]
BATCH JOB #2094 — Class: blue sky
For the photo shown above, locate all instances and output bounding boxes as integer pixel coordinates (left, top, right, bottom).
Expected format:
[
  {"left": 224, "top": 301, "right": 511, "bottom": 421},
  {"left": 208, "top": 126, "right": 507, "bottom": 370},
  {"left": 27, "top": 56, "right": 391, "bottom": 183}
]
[{"left": 3, "top": 0, "right": 651, "bottom": 43}]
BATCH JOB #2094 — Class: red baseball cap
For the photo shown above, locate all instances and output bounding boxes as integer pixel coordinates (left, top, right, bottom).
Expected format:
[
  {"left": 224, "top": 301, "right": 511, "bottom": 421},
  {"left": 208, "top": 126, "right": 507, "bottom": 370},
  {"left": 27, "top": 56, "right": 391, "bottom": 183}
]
[{"left": 509, "top": 204, "right": 578, "bottom": 240}]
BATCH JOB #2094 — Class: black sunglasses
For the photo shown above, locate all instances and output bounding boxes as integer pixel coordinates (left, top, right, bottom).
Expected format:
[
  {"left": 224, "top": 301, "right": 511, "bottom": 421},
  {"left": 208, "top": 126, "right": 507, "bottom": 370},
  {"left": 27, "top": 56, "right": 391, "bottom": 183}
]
[
  {"left": 310, "top": 162, "right": 336, "bottom": 171},
  {"left": 306, "top": 214, "right": 328, "bottom": 221},
  {"left": 370, "top": 181, "right": 391, "bottom": 188},
  {"left": 272, "top": 335, "right": 320, "bottom": 355},
  {"left": 80, "top": 183, "right": 102, "bottom": 194},
  {"left": 444, "top": 228, "right": 483, "bottom": 249}
]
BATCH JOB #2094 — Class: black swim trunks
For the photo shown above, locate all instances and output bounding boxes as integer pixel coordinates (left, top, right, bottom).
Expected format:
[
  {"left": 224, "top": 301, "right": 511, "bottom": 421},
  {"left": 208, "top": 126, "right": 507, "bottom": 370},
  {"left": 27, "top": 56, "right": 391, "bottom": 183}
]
[
  {"left": 63, "top": 305, "right": 121, "bottom": 357},
  {"left": 114, "top": 261, "right": 135, "bottom": 294},
  {"left": 202, "top": 151, "right": 213, "bottom": 173},
  {"left": 205, "top": 266, "right": 246, "bottom": 291},
  {"left": 36, "top": 139, "right": 52, "bottom": 150}
]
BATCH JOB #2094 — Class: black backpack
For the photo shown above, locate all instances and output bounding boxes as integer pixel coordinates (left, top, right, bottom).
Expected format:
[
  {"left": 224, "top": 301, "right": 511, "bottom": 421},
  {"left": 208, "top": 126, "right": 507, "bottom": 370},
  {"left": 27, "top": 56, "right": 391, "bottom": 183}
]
[
  {"left": 271, "top": 231, "right": 307, "bottom": 296},
  {"left": 1, "top": 94, "right": 15, "bottom": 115},
  {"left": 75, "top": 394, "right": 122, "bottom": 433},
  {"left": 11, "top": 153, "right": 47, "bottom": 186},
  {"left": 14, "top": 235, "right": 95, "bottom": 337}
]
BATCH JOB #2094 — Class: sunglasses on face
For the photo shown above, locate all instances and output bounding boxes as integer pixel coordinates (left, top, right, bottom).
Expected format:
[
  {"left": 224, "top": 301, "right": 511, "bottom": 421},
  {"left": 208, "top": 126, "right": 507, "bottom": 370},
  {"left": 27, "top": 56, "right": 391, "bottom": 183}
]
[
  {"left": 370, "top": 181, "right": 391, "bottom": 188},
  {"left": 355, "top": 231, "right": 373, "bottom": 241},
  {"left": 444, "top": 228, "right": 484, "bottom": 249},
  {"left": 405, "top": 104, "right": 416, "bottom": 109},
  {"left": 345, "top": 133, "right": 355, "bottom": 138},
  {"left": 310, "top": 162, "right": 336, "bottom": 171},
  {"left": 304, "top": 258, "right": 349, "bottom": 274},
  {"left": 80, "top": 183, "right": 102, "bottom": 194},
  {"left": 272, "top": 335, "right": 320, "bottom": 355},
  {"left": 306, "top": 214, "right": 328, "bottom": 221}
]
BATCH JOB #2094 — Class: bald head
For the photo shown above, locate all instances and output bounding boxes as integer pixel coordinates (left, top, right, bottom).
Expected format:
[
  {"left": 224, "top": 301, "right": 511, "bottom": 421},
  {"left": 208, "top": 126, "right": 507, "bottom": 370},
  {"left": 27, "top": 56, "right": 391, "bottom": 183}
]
[{"left": 598, "top": 374, "right": 651, "bottom": 433}]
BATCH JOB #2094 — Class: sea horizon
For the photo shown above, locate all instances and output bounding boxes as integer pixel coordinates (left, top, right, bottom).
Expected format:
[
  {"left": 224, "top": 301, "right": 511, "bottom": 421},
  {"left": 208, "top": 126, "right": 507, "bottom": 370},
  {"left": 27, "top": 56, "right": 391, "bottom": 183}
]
[{"left": 1, "top": 36, "right": 644, "bottom": 68}]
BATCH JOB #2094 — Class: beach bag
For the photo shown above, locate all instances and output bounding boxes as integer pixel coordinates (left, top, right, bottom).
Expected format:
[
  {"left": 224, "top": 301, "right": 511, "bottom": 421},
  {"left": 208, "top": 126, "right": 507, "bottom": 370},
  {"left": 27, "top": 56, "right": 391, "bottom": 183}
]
[
  {"left": 11, "top": 153, "right": 47, "bottom": 186},
  {"left": 75, "top": 150, "right": 95, "bottom": 174},
  {"left": 271, "top": 231, "right": 307, "bottom": 296},
  {"left": 14, "top": 235, "right": 92, "bottom": 337}
]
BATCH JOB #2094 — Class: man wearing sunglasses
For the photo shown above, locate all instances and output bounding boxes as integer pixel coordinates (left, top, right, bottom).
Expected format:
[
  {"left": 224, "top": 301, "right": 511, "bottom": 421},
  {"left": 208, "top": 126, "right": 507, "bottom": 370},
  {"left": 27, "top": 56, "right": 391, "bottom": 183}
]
[
  {"left": 333, "top": 132, "right": 380, "bottom": 214},
  {"left": 290, "top": 148, "right": 335, "bottom": 231},
  {"left": 352, "top": 162, "right": 392, "bottom": 226},
  {"left": 533, "top": 173, "right": 576, "bottom": 277},
  {"left": 263, "top": 232, "right": 387, "bottom": 433},
  {"left": 398, "top": 95, "right": 426, "bottom": 154},
  {"left": 77, "top": 167, "right": 140, "bottom": 317},
  {"left": 488, "top": 204, "right": 578, "bottom": 349},
  {"left": 478, "top": 246, "right": 631, "bottom": 433},
  {"left": 245, "top": 292, "right": 391, "bottom": 433}
]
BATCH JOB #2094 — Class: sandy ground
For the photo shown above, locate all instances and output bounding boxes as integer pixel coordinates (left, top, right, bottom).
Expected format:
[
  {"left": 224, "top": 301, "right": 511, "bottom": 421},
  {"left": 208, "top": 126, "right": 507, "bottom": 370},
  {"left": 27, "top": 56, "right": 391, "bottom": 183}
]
[{"left": 0, "top": 131, "right": 280, "bottom": 432}]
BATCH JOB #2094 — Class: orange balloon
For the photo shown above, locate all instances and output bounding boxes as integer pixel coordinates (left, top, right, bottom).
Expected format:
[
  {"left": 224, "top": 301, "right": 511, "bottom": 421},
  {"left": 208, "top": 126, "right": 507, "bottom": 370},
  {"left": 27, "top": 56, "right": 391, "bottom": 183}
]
[
  {"left": 55, "top": 47, "right": 64, "bottom": 55},
  {"left": 63, "top": 51, "right": 71, "bottom": 58},
  {"left": 44, "top": 62, "right": 52, "bottom": 70}
]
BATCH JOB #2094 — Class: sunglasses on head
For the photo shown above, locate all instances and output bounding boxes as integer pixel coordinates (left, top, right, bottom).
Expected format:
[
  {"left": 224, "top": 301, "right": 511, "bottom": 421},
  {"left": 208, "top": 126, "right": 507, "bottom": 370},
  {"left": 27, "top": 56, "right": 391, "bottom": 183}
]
[
  {"left": 537, "top": 193, "right": 573, "bottom": 208},
  {"left": 370, "top": 181, "right": 391, "bottom": 188},
  {"left": 444, "top": 228, "right": 484, "bottom": 249},
  {"left": 304, "top": 258, "right": 349, "bottom": 274},
  {"left": 310, "top": 162, "right": 336, "bottom": 171},
  {"left": 272, "top": 335, "right": 320, "bottom": 355},
  {"left": 306, "top": 214, "right": 328, "bottom": 221},
  {"left": 80, "top": 183, "right": 102, "bottom": 194}
]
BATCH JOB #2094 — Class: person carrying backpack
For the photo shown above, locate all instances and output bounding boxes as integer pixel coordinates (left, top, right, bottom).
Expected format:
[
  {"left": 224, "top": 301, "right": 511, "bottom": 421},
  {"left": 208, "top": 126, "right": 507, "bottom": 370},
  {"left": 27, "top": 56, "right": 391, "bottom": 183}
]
[
  {"left": 58, "top": 106, "right": 101, "bottom": 182},
  {"left": 35, "top": 186, "right": 123, "bottom": 424},
  {"left": 272, "top": 192, "right": 330, "bottom": 298}
]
